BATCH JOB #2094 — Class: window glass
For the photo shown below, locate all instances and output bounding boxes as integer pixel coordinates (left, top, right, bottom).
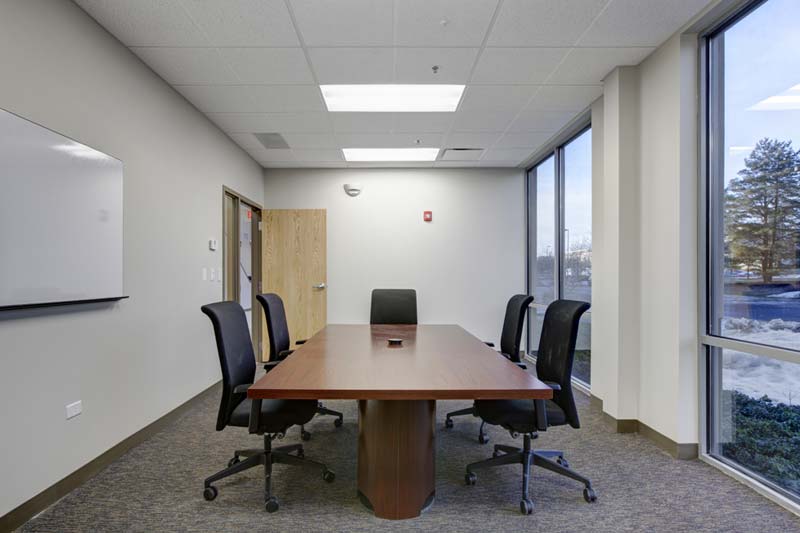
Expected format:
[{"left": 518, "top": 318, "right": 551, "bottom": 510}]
[
  {"left": 715, "top": 0, "right": 800, "bottom": 352},
  {"left": 533, "top": 156, "right": 556, "bottom": 305},
  {"left": 563, "top": 129, "right": 592, "bottom": 303}
]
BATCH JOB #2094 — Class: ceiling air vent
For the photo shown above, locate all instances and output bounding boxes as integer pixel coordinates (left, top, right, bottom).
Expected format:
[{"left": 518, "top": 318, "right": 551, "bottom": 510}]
[
  {"left": 255, "top": 133, "right": 290, "bottom": 149},
  {"left": 441, "top": 148, "right": 483, "bottom": 161}
]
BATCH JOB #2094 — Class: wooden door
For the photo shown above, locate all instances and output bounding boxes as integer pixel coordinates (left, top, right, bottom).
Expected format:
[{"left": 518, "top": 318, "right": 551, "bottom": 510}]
[{"left": 262, "top": 209, "right": 327, "bottom": 361}]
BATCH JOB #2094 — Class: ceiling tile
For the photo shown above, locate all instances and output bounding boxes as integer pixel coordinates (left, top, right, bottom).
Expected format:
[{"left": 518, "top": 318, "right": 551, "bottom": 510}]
[
  {"left": 495, "top": 132, "right": 553, "bottom": 149},
  {"left": 331, "top": 113, "right": 394, "bottom": 133},
  {"left": 445, "top": 132, "right": 501, "bottom": 148},
  {"left": 280, "top": 133, "right": 339, "bottom": 148},
  {"left": 208, "top": 112, "right": 332, "bottom": 133},
  {"left": 75, "top": 0, "right": 206, "bottom": 46},
  {"left": 263, "top": 161, "right": 347, "bottom": 168},
  {"left": 291, "top": 149, "right": 344, "bottom": 162},
  {"left": 578, "top": 0, "right": 711, "bottom": 47},
  {"left": 175, "top": 85, "right": 256, "bottom": 112},
  {"left": 459, "top": 85, "right": 540, "bottom": 111},
  {"left": 476, "top": 160, "right": 520, "bottom": 167},
  {"left": 180, "top": 0, "right": 299, "bottom": 46},
  {"left": 507, "top": 110, "right": 575, "bottom": 132},
  {"left": 482, "top": 148, "right": 532, "bottom": 161},
  {"left": 394, "top": 48, "right": 479, "bottom": 84},
  {"left": 452, "top": 111, "right": 516, "bottom": 132},
  {"left": 247, "top": 86, "right": 326, "bottom": 112},
  {"left": 525, "top": 85, "right": 602, "bottom": 111},
  {"left": 289, "top": 0, "right": 394, "bottom": 46},
  {"left": 435, "top": 161, "right": 482, "bottom": 167},
  {"left": 308, "top": 48, "right": 393, "bottom": 84},
  {"left": 547, "top": 47, "right": 653, "bottom": 85},
  {"left": 336, "top": 133, "right": 443, "bottom": 148},
  {"left": 219, "top": 48, "right": 314, "bottom": 84},
  {"left": 258, "top": 149, "right": 295, "bottom": 161},
  {"left": 487, "top": 0, "right": 608, "bottom": 47},
  {"left": 131, "top": 47, "right": 237, "bottom": 84},
  {"left": 394, "top": 0, "right": 499, "bottom": 46},
  {"left": 393, "top": 113, "right": 455, "bottom": 133},
  {"left": 228, "top": 133, "right": 264, "bottom": 150},
  {"left": 471, "top": 48, "right": 568, "bottom": 84}
]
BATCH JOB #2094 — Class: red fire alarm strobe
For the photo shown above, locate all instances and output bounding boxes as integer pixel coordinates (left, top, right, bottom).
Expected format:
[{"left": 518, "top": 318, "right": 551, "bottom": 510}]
[{"left": 423, "top": 211, "right": 432, "bottom": 222}]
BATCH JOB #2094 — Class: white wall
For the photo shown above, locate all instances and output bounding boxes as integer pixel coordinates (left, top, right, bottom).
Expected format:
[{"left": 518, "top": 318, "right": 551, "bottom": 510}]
[
  {"left": 0, "top": 0, "right": 263, "bottom": 515},
  {"left": 637, "top": 33, "right": 699, "bottom": 443},
  {"left": 262, "top": 168, "right": 525, "bottom": 345},
  {"left": 591, "top": 32, "right": 699, "bottom": 445}
]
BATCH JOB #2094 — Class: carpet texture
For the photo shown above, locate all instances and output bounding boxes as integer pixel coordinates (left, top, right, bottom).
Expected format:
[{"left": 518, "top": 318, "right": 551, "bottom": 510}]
[{"left": 19, "top": 388, "right": 800, "bottom": 532}]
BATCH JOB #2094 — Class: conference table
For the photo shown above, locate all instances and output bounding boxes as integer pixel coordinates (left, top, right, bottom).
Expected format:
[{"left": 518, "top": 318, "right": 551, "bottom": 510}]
[{"left": 248, "top": 324, "right": 552, "bottom": 520}]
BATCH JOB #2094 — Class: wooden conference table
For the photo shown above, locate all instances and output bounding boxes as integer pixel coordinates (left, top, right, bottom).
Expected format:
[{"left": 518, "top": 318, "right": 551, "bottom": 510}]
[{"left": 248, "top": 324, "right": 552, "bottom": 520}]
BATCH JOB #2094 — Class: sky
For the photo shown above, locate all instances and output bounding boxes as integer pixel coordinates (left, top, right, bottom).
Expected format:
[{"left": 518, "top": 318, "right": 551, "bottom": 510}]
[{"left": 724, "top": 0, "right": 800, "bottom": 185}]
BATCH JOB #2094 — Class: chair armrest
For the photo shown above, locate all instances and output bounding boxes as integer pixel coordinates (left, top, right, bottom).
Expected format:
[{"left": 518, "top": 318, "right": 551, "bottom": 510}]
[
  {"left": 233, "top": 384, "right": 250, "bottom": 394},
  {"left": 515, "top": 362, "right": 527, "bottom": 370},
  {"left": 263, "top": 361, "right": 280, "bottom": 373},
  {"left": 277, "top": 349, "right": 294, "bottom": 359},
  {"left": 295, "top": 339, "right": 307, "bottom": 345},
  {"left": 543, "top": 381, "right": 562, "bottom": 391},
  {"left": 484, "top": 341, "right": 495, "bottom": 348}
]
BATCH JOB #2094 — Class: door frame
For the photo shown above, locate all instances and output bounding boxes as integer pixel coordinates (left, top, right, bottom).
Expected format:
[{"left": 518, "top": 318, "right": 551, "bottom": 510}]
[{"left": 222, "top": 185, "right": 263, "bottom": 356}]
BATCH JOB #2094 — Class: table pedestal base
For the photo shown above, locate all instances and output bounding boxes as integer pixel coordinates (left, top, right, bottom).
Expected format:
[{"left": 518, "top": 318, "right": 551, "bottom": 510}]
[{"left": 357, "top": 399, "right": 435, "bottom": 520}]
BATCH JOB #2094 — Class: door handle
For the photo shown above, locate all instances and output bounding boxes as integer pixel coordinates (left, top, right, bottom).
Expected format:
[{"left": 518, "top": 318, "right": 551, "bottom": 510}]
[{"left": 313, "top": 283, "right": 327, "bottom": 290}]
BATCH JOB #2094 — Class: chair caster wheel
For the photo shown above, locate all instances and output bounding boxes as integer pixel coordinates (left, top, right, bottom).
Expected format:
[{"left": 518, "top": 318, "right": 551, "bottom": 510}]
[
  {"left": 334, "top": 418, "right": 343, "bottom": 428},
  {"left": 203, "top": 486, "right": 218, "bottom": 501},
  {"left": 465, "top": 472, "right": 477, "bottom": 486},
  {"left": 323, "top": 469, "right": 336, "bottom": 483},
  {"left": 583, "top": 487, "right": 597, "bottom": 503},
  {"left": 520, "top": 498, "right": 534, "bottom": 515},
  {"left": 557, "top": 456, "right": 569, "bottom": 468},
  {"left": 296, "top": 449, "right": 305, "bottom": 459},
  {"left": 227, "top": 456, "right": 240, "bottom": 468},
  {"left": 478, "top": 432, "right": 489, "bottom": 444},
  {"left": 445, "top": 418, "right": 454, "bottom": 429},
  {"left": 301, "top": 430, "right": 311, "bottom": 441},
  {"left": 265, "top": 496, "right": 279, "bottom": 513}
]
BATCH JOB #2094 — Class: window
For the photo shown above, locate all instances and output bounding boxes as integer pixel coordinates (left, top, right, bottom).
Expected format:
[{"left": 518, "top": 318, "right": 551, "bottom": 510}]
[
  {"left": 527, "top": 127, "right": 592, "bottom": 385},
  {"left": 704, "top": 0, "right": 800, "bottom": 503}
]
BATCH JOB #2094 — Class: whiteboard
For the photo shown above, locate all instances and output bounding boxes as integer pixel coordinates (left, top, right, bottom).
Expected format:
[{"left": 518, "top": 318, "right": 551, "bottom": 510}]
[{"left": 0, "top": 109, "right": 124, "bottom": 309}]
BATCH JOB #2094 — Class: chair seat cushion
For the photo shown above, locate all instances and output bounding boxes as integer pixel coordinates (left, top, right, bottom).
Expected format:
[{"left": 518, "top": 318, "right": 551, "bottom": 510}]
[
  {"left": 229, "top": 398, "right": 317, "bottom": 433},
  {"left": 475, "top": 399, "right": 566, "bottom": 433}
]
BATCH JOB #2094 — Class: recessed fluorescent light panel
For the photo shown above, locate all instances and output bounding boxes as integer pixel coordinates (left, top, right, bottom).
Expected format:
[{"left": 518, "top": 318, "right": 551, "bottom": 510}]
[
  {"left": 342, "top": 148, "right": 440, "bottom": 162},
  {"left": 321, "top": 85, "right": 465, "bottom": 112}
]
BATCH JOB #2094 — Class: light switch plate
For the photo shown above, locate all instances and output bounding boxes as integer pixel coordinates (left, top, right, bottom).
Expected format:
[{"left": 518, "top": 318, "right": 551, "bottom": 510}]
[{"left": 66, "top": 400, "right": 82, "bottom": 419}]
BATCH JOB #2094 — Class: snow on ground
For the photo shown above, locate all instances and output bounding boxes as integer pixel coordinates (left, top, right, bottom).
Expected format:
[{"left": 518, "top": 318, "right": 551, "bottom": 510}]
[
  {"left": 768, "top": 291, "right": 800, "bottom": 299},
  {"left": 722, "top": 317, "right": 800, "bottom": 404}
]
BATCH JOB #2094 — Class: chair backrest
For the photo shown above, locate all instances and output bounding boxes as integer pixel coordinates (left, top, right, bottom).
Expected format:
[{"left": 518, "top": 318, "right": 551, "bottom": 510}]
[
  {"left": 370, "top": 289, "right": 418, "bottom": 325},
  {"left": 499, "top": 294, "right": 534, "bottom": 361},
  {"left": 256, "top": 293, "right": 291, "bottom": 362},
  {"left": 201, "top": 301, "right": 256, "bottom": 431},
  {"left": 535, "top": 299, "right": 591, "bottom": 429}
]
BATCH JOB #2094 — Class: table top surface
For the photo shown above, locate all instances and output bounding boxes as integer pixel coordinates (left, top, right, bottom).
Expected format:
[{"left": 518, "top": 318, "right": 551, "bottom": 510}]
[{"left": 248, "top": 324, "right": 554, "bottom": 400}]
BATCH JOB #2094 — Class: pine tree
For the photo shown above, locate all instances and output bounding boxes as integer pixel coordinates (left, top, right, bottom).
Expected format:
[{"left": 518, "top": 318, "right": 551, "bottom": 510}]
[{"left": 725, "top": 138, "right": 800, "bottom": 282}]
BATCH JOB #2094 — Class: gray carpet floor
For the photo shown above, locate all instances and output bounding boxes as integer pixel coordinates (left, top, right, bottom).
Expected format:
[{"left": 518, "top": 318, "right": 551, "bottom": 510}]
[{"left": 19, "top": 387, "right": 800, "bottom": 532}]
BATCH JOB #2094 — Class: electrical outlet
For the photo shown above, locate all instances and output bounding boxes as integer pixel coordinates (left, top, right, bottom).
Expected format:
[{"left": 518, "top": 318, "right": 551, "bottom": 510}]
[{"left": 66, "top": 400, "right": 82, "bottom": 420}]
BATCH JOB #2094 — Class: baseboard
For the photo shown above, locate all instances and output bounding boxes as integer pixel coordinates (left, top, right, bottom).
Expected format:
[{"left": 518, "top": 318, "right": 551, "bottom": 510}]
[
  {"left": 0, "top": 380, "right": 221, "bottom": 532},
  {"left": 590, "top": 395, "right": 698, "bottom": 460}
]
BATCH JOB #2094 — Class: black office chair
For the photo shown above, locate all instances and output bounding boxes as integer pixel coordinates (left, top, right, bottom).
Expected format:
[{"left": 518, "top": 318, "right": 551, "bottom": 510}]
[
  {"left": 445, "top": 294, "right": 534, "bottom": 443},
  {"left": 200, "top": 301, "right": 335, "bottom": 513},
  {"left": 464, "top": 299, "right": 595, "bottom": 515},
  {"left": 257, "top": 293, "right": 343, "bottom": 439},
  {"left": 370, "top": 288, "right": 418, "bottom": 324}
]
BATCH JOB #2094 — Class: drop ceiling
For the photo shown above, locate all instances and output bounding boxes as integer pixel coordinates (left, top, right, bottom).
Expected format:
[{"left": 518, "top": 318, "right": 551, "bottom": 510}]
[{"left": 75, "top": 0, "right": 712, "bottom": 168}]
